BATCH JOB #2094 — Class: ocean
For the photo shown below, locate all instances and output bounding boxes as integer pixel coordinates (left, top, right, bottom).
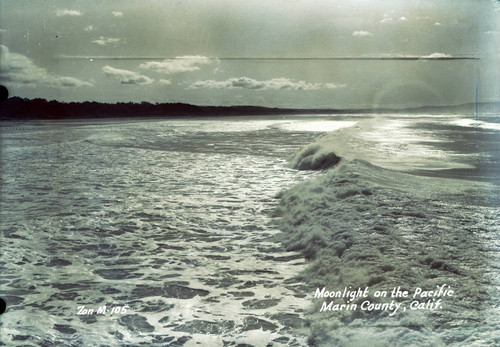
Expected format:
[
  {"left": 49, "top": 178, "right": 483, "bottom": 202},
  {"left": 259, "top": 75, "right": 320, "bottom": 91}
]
[{"left": 0, "top": 113, "right": 499, "bottom": 346}]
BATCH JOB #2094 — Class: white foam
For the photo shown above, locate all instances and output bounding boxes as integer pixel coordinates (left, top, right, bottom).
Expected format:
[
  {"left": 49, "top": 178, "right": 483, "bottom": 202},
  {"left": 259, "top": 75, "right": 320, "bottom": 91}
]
[
  {"left": 450, "top": 118, "right": 500, "bottom": 131},
  {"left": 276, "top": 158, "right": 500, "bottom": 345},
  {"left": 277, "top": 120, "right": 358, "bottom": 132}
]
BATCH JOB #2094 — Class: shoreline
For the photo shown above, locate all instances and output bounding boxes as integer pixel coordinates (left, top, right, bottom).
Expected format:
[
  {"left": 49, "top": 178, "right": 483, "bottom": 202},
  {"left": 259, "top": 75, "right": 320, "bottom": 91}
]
[{"left": 1, "top": 97, "right": 498, "bottom": 120}]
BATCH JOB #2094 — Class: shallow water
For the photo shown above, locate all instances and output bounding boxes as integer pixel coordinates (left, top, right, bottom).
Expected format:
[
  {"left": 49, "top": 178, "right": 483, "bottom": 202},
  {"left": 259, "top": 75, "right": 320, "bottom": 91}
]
[
  {"left": 0, "top": 114, "right": 498, "bottom": 346},
  {"left": 0, "top": 117, "right": 328, "bottom": 346}
]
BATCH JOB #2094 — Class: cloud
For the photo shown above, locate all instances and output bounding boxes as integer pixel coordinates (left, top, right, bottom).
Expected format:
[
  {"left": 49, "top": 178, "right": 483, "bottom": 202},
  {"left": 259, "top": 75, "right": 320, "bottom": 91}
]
[
  {"left": 158, "top": 79, "right": 172, "bottom": 86},
  {"left": 324, "top": 83, "right": 345, "bottom": 89},
  {"left": 91, "top": 37, "right": 125, "bottom": 46},
  {"left": 139, "top": 56, "right": 212, "bottom": 74},
  {"left": 112, "top": 11, "right": 123, "bottom": 17},
  {"left": 189, "top": 77, "right": 345, "bottom": 91},
  {"left": 103, "top": 65, "right": 153, "bottom": 85},
  {"left": 434, "top": 22, "right": 442, "bottom": 26},
  {"left": 0, "top": 45, "right": 92, "bottom": 88},
  {"left": 422, "top": 53, "right": 451, "bottom": 58},
  {"left": 56, "top": 9, "right": 82, "bottom": 17},
  {"left": 380, "top": 14, "right": 392, "bottom": 23},
  {"left": 381, "top": 15, "right": 407, "bottom": 24},
  {"left": 352, "top": 31, "right": 373, "bottom": 37},
  {"left": 83, "top": 25, "right": 93, "bottom": 32}
]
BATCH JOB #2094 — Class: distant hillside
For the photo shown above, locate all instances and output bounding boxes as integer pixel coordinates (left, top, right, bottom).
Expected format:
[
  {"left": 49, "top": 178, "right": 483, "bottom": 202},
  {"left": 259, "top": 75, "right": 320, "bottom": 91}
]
[{"left": 0, "top": 97, "right": 498, "bottom": 120}]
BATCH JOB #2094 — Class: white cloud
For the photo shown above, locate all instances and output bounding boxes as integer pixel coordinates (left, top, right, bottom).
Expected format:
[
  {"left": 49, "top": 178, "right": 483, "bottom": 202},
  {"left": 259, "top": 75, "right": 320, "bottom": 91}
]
[
  {"left": 92, "top": 37, "right": 125, "bottom": 46},
  {"left": 189, "top": 77, "right": 345, "bottom": 91},
  {"left": 158, "top": 79, "right": 172, "bottom": 86},
  {"left": 352, "top": 31, "right": 373, "bottom": 37},
  {"left": 380, "top": 14, "right": 392, "bottom": 23},
  {"left": 324, "top": 83, "right": 345, "bottom": 89},
  {"left": 422, "top": 53, "right": 451, "bottom": 58},
  {"left": 83, "top": 25, "right": 94, "bottom": 32},
  {"left": 103, "top": 65, "right": 153, "bottom": 85},
  {"left": 434, "top": 22, "right": 442, "bottom": 26},
  {"left": 112, "top": 11, "right": 123, "bottom": 17},
  {"left": 0, "top": 29, "right": 7, "bottom": 33},
  {"left": 56, "top": 9, "right": 82, "bottom": 17},
  {"left": 139, "top": 56, "right": 212, "bottom": 74},
  {"left": 381, "top": 15, "right": 407, "bottom": 24},
  {"left": 0, "top": 45, "right": 92, "bottom": 88}
]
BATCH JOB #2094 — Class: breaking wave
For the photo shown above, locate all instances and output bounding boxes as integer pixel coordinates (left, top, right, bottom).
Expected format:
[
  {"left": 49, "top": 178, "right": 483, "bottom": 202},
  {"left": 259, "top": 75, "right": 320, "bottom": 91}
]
[
  {"left": 275, "top": 131, "right": 500, "bottom": 346},
  {"left": 288, "top": 144, "right": 342, "bottom": 170}
]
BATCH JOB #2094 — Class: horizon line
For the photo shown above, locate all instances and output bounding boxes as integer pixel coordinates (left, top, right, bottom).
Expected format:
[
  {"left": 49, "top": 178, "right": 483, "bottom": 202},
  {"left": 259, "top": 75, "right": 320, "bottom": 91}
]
[
  {"left": 5, "top": 96, "right": 497, "bottom": 110},
  {"left": 58, "top": 55, "right": 480, "bottom": 61}
]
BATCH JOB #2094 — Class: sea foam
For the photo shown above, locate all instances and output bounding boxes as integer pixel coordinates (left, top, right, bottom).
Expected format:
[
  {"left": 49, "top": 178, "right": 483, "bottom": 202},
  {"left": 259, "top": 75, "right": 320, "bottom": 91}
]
[{"left": 276, "top": 133, "right": 500, "bottom": 346}]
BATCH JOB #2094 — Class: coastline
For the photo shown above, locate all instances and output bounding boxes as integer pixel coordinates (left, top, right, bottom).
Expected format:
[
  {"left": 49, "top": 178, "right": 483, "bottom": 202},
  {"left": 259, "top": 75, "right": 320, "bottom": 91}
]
[{"left": 1, "top": 97, "right": 498, "bottom": 120}]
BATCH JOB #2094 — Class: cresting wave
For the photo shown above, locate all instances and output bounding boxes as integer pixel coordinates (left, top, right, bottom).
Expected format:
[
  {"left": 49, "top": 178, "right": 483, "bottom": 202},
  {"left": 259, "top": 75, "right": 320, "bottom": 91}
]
[
  {"left": 288, "top": 144, "right": 342, "bottom": 170},
  {"left": 286, "top": 120, "right": 371, "bottom": 171},
  {"left": 274, "top": 127, "right": 500, "bottom": 346}
]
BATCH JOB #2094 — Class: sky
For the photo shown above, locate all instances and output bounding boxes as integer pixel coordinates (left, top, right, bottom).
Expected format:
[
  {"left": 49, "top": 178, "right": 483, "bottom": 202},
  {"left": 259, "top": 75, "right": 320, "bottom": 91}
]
[{"left": 0, "top": 0, "right": 498, "bottom": 109}]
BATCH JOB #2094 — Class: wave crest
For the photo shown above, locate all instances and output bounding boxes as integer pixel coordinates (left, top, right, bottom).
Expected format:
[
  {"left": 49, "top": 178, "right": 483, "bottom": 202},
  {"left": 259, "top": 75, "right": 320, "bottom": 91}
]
[
  {"left": 275, "top": 157, "right": 499, "bottom": 345},
  {"left": 288, "top": 143, "right": 341, "bottom": 170}
]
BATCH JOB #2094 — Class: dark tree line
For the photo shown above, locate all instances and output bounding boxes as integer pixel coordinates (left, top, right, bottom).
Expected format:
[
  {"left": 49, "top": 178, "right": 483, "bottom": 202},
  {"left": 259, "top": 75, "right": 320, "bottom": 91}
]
[
  {"left": 0, "top": 97, "right": 301, "bottom": 119},
  {"left": 0, "top": 97, "right": 494, "bottom": 120},
  {"left": 0, "top": 97, "right": 208, "bottom": 119}
]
